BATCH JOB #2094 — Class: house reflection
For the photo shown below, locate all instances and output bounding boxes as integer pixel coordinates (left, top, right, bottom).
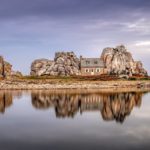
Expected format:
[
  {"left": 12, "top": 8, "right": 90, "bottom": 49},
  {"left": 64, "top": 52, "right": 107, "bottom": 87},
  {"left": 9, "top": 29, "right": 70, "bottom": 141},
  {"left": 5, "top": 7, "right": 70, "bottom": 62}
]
[{"left": 31, "top": 91, "right": 144, "bottom": 123}]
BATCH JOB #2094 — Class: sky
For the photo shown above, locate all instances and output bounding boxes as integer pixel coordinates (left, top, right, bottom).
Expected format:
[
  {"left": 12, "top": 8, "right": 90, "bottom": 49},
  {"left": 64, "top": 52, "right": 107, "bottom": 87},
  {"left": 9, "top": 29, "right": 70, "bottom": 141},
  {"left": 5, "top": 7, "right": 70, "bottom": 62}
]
[{"left": 0, "top": 0, "right": 150, "bottom": 75}]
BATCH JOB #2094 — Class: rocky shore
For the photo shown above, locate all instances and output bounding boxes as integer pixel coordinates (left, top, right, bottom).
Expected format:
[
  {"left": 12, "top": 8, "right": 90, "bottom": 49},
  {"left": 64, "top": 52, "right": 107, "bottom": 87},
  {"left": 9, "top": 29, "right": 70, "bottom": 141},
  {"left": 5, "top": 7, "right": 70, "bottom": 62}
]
[{"left": 0, "top": 79, "right": 150, "bottom": 91}]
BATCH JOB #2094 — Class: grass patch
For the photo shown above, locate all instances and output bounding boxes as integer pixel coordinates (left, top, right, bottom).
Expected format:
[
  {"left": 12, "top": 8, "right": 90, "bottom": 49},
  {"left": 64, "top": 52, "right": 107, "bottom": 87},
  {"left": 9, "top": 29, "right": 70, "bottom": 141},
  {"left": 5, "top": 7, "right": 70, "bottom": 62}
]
[
  {"left": 128, "top": 77, "right": 137, "bottom": 81},
  {"left": 129, "top": 76, "right": 150, "bottom": 81},
  {"left": 21, "top": 75, "right": 120, "bottom": 81},
  {"left": 16, "top": 75, "right": 150, "bottom": 82}
]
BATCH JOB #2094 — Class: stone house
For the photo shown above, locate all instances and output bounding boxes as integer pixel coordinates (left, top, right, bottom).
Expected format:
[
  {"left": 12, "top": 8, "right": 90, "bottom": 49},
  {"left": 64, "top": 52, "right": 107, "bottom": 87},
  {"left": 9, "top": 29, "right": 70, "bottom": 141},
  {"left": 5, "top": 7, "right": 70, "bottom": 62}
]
[{"left": 80, "top": 56, "right": 106, "bottom": 76}]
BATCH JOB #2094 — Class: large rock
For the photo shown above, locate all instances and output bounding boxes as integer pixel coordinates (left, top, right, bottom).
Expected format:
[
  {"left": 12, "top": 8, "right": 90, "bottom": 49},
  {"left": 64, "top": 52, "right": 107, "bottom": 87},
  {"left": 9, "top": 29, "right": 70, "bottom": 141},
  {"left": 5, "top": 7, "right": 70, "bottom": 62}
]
[
  {"left": 11, "top": 71, "right": 23, "bottom": 78},
  {"left": 0, "top": 55, "right": 22, "bottom": 78},
  {"left": 31, "top": 52, "right": 80, "bottom": 76},
  {"left": 0, "top": 56, "right": 4, "bottom": 77},
  {"left": 0, "top": 56, "right": 12, "bottom": 78},
  {"left": 31, "top": 59, "right": 53, "bottom": 76},
  {"left": 4, "top": 61, "right": 12, "bottom": 77},
  {"left": 100, "top": 45, "right": 147, "bottom": 76}
]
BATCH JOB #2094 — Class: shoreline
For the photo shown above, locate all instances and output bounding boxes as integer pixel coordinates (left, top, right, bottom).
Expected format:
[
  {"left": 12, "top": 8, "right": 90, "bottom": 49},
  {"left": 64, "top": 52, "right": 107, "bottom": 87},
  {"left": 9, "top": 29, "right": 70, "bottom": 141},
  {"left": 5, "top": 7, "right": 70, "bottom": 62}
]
[{"left": 0, "top": 79, "right": 150, "bottom": 91}]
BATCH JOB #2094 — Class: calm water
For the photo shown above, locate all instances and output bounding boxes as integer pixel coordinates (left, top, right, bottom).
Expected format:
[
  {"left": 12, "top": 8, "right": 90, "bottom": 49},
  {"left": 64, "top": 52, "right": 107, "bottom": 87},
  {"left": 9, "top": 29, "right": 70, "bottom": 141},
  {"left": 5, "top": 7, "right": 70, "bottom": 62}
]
[{"left": 0, "top": 90, "right": 150, "bottom": 150}]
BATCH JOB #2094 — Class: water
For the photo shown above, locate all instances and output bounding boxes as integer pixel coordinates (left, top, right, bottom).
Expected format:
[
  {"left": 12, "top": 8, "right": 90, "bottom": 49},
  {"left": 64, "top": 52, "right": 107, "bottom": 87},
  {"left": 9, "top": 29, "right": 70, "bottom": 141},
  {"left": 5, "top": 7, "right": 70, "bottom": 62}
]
[{"left": 0, "top": 90, "right": 150, "bottom": 150}]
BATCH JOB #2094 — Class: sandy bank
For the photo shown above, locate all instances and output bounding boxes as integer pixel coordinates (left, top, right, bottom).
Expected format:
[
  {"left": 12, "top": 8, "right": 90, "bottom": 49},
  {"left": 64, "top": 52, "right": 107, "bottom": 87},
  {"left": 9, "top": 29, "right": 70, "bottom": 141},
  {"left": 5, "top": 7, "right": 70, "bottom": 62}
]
[{"left": 0, "top": 79, "right": 150, "bottom": 91}]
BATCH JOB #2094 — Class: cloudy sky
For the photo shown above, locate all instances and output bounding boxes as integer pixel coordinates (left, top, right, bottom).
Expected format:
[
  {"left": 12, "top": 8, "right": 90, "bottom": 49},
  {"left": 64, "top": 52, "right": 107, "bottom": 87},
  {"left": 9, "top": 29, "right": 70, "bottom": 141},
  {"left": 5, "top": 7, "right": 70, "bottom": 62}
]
[{"left": 0, "top": 0, "right": 150, "bottom": 74}]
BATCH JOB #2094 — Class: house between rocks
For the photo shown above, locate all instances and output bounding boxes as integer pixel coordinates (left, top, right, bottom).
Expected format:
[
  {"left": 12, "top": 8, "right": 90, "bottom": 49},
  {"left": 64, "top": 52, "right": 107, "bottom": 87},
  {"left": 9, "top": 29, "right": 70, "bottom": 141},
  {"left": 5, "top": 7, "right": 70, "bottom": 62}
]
[{"left": 31, "top": 45, "right": 148, "bottom": 77}]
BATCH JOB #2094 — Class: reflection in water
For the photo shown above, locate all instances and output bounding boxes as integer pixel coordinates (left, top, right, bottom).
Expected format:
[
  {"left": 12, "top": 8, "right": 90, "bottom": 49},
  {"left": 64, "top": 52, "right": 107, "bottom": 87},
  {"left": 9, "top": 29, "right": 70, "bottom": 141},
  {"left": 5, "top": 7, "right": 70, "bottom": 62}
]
[
  {"left": 0, "top": 90, "right": 149, "bottom": 150},
  {"left": 0, "top": 91, "right": 22, "bottom": 114},
  {"left": 0, "top": 92, "right": 12, "bottom": 113},
  {"left": 0, "top": 90, "right": 150, "bottom": 150},
  {"left": 31, "top": 91, "right": 144, "bottom": 123}
]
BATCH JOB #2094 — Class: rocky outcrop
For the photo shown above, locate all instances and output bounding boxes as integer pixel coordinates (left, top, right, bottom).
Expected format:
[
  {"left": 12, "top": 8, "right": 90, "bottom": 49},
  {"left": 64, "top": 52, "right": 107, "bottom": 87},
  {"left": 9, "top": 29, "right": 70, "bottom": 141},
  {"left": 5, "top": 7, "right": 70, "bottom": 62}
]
[
  {"left": 4, "top": 61, "right": 12, "bottom": 77},
  {"left": 0, "top": 56, "right": 12, "bottom": 78},
  {"left": 101, "top": 45, "right": 147, "bottom": 76},
  {"left": 11, "top": 71, "right": 23, "bottom": 78},
  {"left": 31, "top": 59, "right": 53, "bottom": 76},
  {"left": 0, "top": 56, "right": 22, "bottom": 78},
  {"left": 31, "top": 52, "right": 80, "bottom": 76},
  {"left": 0, "top": 56, "right": 4, "bottom": 77}
]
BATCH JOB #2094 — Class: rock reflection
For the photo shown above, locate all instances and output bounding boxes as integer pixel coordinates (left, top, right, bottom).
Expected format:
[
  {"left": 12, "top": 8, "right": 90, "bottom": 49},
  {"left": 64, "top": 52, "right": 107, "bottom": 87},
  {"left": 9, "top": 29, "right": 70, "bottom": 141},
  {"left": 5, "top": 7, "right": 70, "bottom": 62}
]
[
  {"left": 0, "top": 92, "right": 12, "bottom": 113},
  {"left": 0, "top": 91, "right": 22, "bottom": 114},
  {"left": 101, "top": 93, "right": 142, "bottom": 123},
  {"left": 31, "top": 91, "right": 144, "bottom": 123}
]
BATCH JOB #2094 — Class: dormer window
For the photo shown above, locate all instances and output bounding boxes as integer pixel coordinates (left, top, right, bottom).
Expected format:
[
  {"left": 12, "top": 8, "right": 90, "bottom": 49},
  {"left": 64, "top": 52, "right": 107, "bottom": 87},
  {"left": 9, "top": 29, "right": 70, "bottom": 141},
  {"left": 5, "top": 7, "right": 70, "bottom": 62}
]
[
  {"left": 94, "top": 61, "right": 98, "bottom": 64},
  {"left": 86, "top": 61, "right": 90, "bottom": 65}
]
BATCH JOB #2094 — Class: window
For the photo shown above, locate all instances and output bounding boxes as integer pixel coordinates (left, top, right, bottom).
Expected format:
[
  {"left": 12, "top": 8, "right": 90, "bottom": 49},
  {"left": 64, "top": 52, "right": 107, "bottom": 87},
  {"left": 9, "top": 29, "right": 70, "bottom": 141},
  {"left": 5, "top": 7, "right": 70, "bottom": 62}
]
[
  {"left": 94, "top": 61, "right": 98, "bottom": 64},
  {"left": 91, "top": 69, "right": 94, "bottom": 72},
  {"left": 86, "top": 61, "right": 90, "bottom": 65},
  {"left": 96, "top": 69, "right": 100, "bottom": 72},
  {"left": 85, "top": 69, "right": 89, "bottom": 73}
]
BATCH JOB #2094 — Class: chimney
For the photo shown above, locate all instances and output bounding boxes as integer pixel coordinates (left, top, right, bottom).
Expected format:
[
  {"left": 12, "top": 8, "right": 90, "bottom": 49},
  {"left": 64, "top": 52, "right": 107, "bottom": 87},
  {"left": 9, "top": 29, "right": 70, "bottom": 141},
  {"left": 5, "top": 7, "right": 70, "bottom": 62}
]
[{"left": 80, "top": 55, "right": 83, "bottom": 61}]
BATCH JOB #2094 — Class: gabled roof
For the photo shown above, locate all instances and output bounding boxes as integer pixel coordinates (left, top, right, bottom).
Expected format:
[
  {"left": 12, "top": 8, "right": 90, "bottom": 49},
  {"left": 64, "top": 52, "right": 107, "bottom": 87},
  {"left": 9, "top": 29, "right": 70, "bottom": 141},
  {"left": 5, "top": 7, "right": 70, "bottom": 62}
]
[{"left": 81, "top": 58, "right": 104, "bottom": 68}]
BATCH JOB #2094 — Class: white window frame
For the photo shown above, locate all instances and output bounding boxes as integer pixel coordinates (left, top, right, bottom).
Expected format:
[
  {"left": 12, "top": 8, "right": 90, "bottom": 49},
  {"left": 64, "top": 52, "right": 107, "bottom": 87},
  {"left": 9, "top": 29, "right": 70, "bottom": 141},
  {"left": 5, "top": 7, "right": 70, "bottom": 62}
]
[{"left": 96, "top": 68, "right": 100, "bottom": 72}]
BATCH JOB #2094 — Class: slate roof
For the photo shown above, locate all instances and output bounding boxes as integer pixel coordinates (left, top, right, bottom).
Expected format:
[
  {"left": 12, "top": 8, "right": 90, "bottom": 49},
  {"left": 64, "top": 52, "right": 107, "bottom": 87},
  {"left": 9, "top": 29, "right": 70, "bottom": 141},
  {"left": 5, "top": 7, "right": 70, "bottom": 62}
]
[{"left": 81, "top": 58, "right": 105, "bottom": 68}]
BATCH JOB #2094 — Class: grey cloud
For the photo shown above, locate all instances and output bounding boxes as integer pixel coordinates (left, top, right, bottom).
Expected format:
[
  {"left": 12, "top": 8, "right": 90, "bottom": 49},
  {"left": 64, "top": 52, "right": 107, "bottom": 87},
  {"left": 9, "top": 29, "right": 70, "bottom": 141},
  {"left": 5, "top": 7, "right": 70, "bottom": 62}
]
[{"left": 0, "top": 0, "right": 150, "bottom": 21}]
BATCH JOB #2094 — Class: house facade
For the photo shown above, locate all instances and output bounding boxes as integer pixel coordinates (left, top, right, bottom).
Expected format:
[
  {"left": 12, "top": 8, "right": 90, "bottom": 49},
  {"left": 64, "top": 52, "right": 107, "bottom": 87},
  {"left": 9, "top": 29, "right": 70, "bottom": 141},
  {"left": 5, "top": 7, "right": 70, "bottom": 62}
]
[{"left": 80, "top": 56, "right": 106, "bottom": 76}]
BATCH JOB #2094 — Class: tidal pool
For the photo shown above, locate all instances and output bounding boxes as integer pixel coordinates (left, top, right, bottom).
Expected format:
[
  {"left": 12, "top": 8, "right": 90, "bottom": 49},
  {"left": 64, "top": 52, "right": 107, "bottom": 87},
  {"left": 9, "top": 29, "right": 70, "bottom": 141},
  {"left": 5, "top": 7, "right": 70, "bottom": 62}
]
[{"left": 0, "top": 90, "right": 150, "bottom": 150}]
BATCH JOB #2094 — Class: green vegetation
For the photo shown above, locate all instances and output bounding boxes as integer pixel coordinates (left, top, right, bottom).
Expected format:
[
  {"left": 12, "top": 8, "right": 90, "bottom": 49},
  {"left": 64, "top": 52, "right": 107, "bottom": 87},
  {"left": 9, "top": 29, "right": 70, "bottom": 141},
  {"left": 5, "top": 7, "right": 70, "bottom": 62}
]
[
  {"left": 21, "top": 75, "right": 150, "bottom": 82},
  {"left": 129, "top": 76, "right": 150, "bottom": 81},
  {"left": 21, "top": 75, "right": 119, "bottom": 81}
]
